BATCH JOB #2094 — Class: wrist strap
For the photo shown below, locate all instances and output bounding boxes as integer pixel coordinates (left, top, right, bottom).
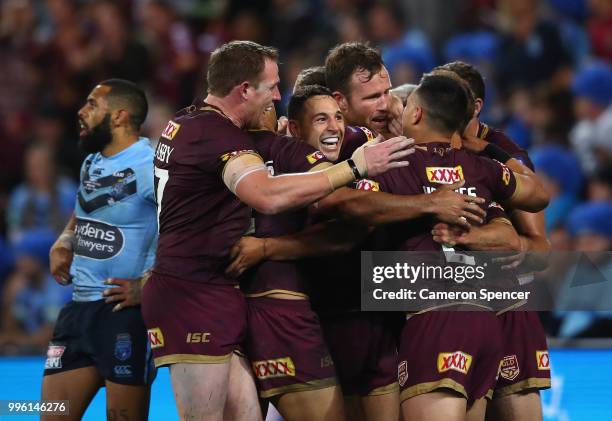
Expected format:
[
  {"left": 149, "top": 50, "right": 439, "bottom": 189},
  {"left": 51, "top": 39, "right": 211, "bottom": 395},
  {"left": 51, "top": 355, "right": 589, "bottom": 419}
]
[
  {"left": 483, "top": 143, "right": 512, "bottom": 163},
  {"left": 347, "top": 158, "right": 362, "bottom": 179}
]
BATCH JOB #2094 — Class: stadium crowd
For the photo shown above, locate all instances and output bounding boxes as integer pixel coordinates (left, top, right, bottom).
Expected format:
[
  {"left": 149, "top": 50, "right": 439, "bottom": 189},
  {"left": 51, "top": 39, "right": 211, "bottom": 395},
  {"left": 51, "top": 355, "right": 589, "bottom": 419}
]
[{"left": 0, "top": 0, "right": 611, "bottom": 358}]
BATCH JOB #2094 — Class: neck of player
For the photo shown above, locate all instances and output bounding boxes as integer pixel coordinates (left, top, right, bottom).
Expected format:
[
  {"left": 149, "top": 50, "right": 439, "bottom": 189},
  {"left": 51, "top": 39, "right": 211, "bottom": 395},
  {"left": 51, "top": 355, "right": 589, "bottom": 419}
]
[
  {"left": 204, "top": 94, "right": 245, "bottom": 128},
  {"left": 102, "top": 130, "right": 139, "bottom": 158}
]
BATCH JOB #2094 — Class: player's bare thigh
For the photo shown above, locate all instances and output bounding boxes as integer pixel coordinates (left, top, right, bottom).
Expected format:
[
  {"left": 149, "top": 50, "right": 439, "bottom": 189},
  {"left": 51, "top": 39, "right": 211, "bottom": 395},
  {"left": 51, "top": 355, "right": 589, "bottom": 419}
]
[
  {"left": 224, "top": 353, "right": 262, "bottom": 421},
  {"left": 105, "top": 380, "right": 151, "bottom": 421},
  {"left": 486, "top": 391, "right": 542, "bottom": 421},
  {"left": 466, "top": 397, "right": 488, "bottom": 421},
  {"left": 401, "top": 390, "right": 467, "bottom": 421},
  {"left": 41, "top": 366, "right": 103, "bottom": 421},
  {"left": 361, "top": 391, "right": 400, "bottom": 421},
  {"left": 272, "top": 385, "right": 346, "bottom": 421},
  {"left": 170, "top": 362, "right": 231, "bottom": 421}
]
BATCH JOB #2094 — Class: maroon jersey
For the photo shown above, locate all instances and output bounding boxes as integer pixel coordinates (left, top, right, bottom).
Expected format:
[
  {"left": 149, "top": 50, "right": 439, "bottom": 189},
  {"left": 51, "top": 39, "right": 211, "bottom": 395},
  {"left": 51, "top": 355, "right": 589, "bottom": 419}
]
[
  {"left": 337, "top": 125, "right": 376, "bottom": 161},
  {"left": 153, "top": 104, "right": 261, "bottom": 285},
  {"left": 371, "top": 142, "right": 517, "bottom": 251},
  {"left": 478, "top": 123, "right": 535, "bottom": 171},
  {"left": 241, "top": 131, "right": 331, "bottom": 296}
]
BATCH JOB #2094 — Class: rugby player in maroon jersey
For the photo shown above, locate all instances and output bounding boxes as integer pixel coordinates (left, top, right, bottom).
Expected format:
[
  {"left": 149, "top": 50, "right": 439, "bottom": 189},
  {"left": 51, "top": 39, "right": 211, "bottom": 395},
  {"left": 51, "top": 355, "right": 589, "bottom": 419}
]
[
  {"left": 140, "top": 40, "right": 414, "bottom": 421},
  {"left": 362, "top": 74, "right": 548, "bottom": 421},
  {"left": 434, "top": 61, "right": 552, "bottom": 421},
  {"left": 227, "top": 85, "right": 490, "bottom": 421},
  {"left": 238, "top": 90, "right": 346, "bottom": 421}
]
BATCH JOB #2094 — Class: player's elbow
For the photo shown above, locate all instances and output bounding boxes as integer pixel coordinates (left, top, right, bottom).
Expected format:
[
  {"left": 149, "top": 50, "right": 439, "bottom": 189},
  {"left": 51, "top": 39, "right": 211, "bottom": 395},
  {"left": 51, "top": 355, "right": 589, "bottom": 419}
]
[
  {"left": 251, "top": 195, "right": 289, "bottom": 215},
  {"left": 527, "top": 190, "right": 550, "bottom": 213}
]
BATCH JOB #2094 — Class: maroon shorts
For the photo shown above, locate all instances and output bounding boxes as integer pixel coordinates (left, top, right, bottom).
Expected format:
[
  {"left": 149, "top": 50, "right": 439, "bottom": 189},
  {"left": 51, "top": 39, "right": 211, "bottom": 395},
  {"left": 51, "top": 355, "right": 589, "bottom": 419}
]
[
  {"left": 141, "top": 272, "right": 246, "bottom": 367},
  {"left": 398, "top": 311, "right": 502, "bottom": 403},
  {"left": 493, "top": 311, "right": 551, "bottom": 398},
  {"left": 320, "top": 312, "right": 400, "bottom": 396},
  {"left": 245, "top": 297, "right": 336, "bottom": 398}
]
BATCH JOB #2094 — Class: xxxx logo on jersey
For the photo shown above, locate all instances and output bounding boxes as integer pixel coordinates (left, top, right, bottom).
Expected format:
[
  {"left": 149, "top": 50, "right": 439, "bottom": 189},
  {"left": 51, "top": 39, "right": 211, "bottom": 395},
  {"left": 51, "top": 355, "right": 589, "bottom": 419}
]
[
  {"left": 426, "top": 166, "right": 464, "bottom": 184},
  {"left": 437, "top": 351, "right": 472, "bottom": 374},
  {"left": 161, "top": 120, "right": 181, "bottom": 140}
]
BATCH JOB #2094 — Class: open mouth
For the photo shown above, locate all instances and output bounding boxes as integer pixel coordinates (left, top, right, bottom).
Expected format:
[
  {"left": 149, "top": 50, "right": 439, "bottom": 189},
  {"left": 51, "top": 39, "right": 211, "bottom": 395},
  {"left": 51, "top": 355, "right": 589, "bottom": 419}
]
[
  {"left": 321, "top": 136, "right": 339, "bottom": 146},
  {"left": 78, "top": 119, "right": 88, "bottom": 136},
  {"left": 370, "top": 116, "right": 388, "bottom": 127}
]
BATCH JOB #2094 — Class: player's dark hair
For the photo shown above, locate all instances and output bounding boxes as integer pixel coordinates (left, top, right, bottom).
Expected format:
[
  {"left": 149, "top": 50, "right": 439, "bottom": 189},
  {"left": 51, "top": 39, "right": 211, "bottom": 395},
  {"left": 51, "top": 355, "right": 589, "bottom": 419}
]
[
  {"left": 325, "top": 42, "right": 383, "bottom": 96},
  {"left": 293, "top": 66, "right": 326, "bottom": 92},
  {"left": 207, "top": 40, "right": 279, "bottom": 97},
  {"left": 424, "top": 69, "right": 475, "bottom": 131},
  {"left": 435, "top": 61, "right": 486, "bottom": 102},
  {"left": 414, "top": 74, "right": 471, "bottom": 136},
  {"left": 288, "top": 85, "right": 333, "bottom": 121},
  {"left": 99, "top": 79, "right": 148, "bottom": 130}
]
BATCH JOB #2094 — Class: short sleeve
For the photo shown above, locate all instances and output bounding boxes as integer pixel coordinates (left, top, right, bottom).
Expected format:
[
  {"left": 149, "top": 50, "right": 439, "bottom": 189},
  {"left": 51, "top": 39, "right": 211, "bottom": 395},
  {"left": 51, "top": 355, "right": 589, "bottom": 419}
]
[{"left": 481, "top": 157, "right": 518, "bottom": 202}]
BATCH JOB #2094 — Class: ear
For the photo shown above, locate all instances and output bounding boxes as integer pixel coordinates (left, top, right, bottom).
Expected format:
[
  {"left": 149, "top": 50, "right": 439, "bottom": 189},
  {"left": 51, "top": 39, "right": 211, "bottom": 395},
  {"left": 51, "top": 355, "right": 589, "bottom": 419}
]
[
  {"left": 113, "top": 109, "right": 130, "bottom": 128},
  {"left": 288, "top": 120, "right": 301, "bottom": 138},
  {"left": 413, "top": 106, "right": 423, "bottom": 125},
  {"left": 474, "top": 98, "right": 484, "bottom": 117},
  {"left": 238, "top": 81, "right": 250, "bottom": 100},
  {"left": 332, "top": 91, "right": 349, "bottom": 114}
]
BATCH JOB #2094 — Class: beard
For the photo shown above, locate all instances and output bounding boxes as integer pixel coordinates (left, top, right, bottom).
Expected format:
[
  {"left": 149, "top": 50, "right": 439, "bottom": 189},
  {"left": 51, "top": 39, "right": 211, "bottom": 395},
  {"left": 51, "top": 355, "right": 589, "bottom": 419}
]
[{"left": 78, "top": 114, "right": 112, "bottom": 154}]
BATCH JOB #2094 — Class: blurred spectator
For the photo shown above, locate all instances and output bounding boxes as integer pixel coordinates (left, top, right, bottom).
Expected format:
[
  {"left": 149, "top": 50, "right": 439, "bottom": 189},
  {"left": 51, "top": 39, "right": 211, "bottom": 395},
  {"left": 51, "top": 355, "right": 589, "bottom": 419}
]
[
  {"left": 0, "top": 229, "right": 71, "bottom": 354},
  {"left": 87, "top": 1, "right": 152, "bottom": 85},
  {"left": 569, "top": 61, "right": 612, "bottom": 174},
  {"left": 137, "top": 0, "right": 200, "bottom": 106},
  {"left": 588, "top": 0, "right": 612, "bottom": 61},
  {"left": 366, "top": 2, "right": 436, "bottom": 85},
  {"left": 6, "top": 143, "right": 76, "bottom": 240},
  {"left": 556, "top": 201, "right": 612, "bottom": 337},
  {"left": 588, "top": 164, "right": 612, "bottom": 200},
  {"left": 494, "top": 0, "right": 572, "bottom": 96},
  {"left": 530, "top": 144, "right": 584, "bottom": 232}
]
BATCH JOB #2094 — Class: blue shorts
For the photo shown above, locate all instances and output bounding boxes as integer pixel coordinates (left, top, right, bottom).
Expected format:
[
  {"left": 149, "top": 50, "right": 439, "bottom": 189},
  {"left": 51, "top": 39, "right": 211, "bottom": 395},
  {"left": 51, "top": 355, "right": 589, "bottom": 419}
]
[{"left": 44, "top": 300, "right": 155, "bottom": 386}]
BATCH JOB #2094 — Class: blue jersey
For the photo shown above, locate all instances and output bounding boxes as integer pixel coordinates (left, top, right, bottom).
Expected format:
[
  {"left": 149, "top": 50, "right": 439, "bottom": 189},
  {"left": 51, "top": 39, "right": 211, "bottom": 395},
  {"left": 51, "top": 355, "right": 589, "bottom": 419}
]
[{"left": 71, "top": 138, "right": 157, "bottom": 301}]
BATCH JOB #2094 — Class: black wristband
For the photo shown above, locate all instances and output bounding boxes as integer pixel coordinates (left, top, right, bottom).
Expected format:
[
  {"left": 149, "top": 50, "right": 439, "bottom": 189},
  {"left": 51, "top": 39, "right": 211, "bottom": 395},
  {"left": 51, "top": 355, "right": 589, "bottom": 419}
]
[
  {"left": 483, "top": 143, "right": 512, "bottom": 163},
  {"left": 347, "top": 158, "right": 362, "bottom": 179}
]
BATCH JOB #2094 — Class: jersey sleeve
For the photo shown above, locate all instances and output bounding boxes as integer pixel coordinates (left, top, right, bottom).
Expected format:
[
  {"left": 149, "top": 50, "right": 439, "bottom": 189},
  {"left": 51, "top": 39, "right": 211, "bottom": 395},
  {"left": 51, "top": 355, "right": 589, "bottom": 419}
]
[
  {"left": 338, "top": 126, "right": 376, "bottom": 161},
  {"left": 275, "top": 137, "right": 332, "bottom": 173},
  {"left": 137, "top": 161, "right": 156, "bottom": 205},
  {"left": 480, "top": 157, "right": 518, "bottom": 202},
  {"left": 486, "top": 201, "right": 510, "bottom": 224}
]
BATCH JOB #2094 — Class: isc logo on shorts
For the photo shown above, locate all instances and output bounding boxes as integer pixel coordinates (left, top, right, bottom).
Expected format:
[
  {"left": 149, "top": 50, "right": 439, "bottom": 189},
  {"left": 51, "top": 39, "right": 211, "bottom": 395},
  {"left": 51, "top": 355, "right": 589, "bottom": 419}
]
[
  {"left": 536, "top": 350, "right": 550, "bottom": 370},
  {"left": 252, "top": 357, "right": 296, "bottom": 380},
  {"left": 161, "top": 120, "right": 181, "bottom": 140},
  {"left": 147, "top": 328, "right": 165, "bottom": 349},
  {"left": 45, "top": 345, "right": 66, "bottom": 369},
  {"left": 426, "top": 166, "right": 464, "bottom": 184},
  {"left": 306, "top": 151, "right": 325, "bottom": 164},
  {"left": 186, "top": 332, "right": 211, "bottom": 343},
  {"left": 499, "top": 355, "right": 520, "bottom": 381},
  {"left": 437, "top": 351, "right": 472, "bottom": 375}
]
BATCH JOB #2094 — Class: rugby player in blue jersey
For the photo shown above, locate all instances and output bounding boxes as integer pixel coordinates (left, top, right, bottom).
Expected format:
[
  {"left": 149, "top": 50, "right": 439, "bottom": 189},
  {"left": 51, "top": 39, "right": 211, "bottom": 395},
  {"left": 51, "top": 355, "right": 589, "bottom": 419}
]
[{"left": 44, "top": 79, "right": 156, "bottom": 421}]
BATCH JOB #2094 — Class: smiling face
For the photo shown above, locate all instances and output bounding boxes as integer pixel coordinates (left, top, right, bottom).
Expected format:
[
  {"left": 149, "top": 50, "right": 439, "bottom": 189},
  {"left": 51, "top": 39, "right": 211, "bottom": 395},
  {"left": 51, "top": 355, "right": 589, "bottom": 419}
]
[
  {"left": 339, "top": 66, "right": 392, "bottom": 132},
  {"left": 297, "top": 95, "right": 345, "bottom": 162},
  {"left": 245, "top": 58, "right": 281, "bottom": 129}
]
